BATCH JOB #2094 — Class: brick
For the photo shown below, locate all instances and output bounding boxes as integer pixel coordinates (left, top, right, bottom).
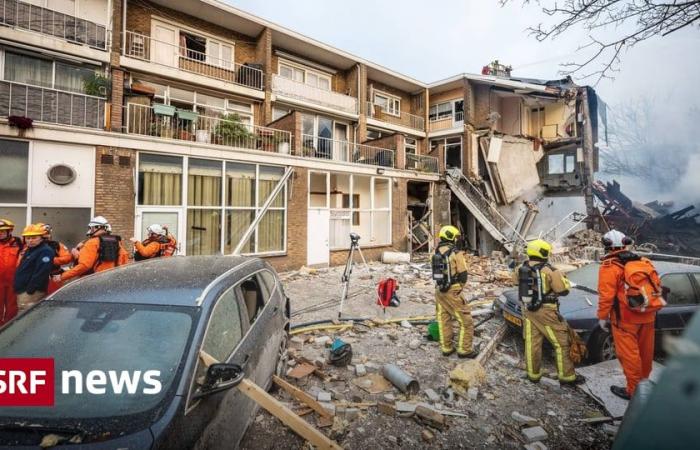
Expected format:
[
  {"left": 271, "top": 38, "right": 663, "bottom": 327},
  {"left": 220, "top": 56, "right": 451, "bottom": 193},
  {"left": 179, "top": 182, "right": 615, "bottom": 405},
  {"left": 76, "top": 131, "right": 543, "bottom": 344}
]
[{"left": 521, "top": 426, "right": 548, "bottom": 443}]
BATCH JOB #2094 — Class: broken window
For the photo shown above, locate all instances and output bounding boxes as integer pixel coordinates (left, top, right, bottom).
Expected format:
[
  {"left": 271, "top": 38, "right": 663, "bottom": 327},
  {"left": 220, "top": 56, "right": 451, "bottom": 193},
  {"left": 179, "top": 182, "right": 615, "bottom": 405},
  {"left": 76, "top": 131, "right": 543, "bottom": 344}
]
[
  {"left": 180, "top": 31, "right": 207, "bottom": 61},
  {"left": 547, "top": 153, "right": 577, "bottom": 175},
  {"left": 445, "top": 137, "right": 462, "bottom": 170},
  {"left": 309, "top": 172, "right": 328, "bottom": 208}
]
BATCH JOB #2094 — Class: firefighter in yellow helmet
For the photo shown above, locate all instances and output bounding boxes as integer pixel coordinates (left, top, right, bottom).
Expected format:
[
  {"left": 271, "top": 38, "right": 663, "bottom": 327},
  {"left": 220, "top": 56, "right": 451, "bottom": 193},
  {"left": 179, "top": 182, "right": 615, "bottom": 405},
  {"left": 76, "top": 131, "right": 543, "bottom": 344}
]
[
  {"left": 518, "top": 239, "right": 584, "bottom": 385},
  {"left": 432, "top": 225, "right": 478, "bottom": 358}
]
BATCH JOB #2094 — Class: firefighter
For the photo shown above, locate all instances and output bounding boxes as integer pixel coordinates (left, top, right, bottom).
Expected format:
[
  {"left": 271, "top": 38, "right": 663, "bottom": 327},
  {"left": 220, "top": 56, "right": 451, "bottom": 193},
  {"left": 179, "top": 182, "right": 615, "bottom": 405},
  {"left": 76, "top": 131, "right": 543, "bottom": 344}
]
[
  {"left": 14, "top": 224, "right": 54, "bottom": 311},
  {"left": 37, "top": 223, "right": 72, "bottom": 294},
  {"left": 0, "top": 219, "right": 22, "bottom": 325},
  {"left": 433, "top": 225, "right": 478, "bottom": 358},
  {"left": 54, "top": 216, "right": 128, "bottom": 283},
  {"left": 519, "top": 239, "right": 585, "bottom": 385},
  {"left": 597, "top": 229, "right": 653, "bottom": 400},
  {"left": 129, "top": 224, "right": 177, "bottom": 260}
]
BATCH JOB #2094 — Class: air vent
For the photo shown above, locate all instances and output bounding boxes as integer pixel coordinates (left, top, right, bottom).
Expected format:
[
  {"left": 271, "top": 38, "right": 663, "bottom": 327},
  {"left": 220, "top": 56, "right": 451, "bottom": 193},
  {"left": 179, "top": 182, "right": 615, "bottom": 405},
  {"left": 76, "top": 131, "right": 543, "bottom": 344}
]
[
  {"left": 100, "top": 154, "right": 114, "bottom": 165},
  {"left": 119, "top": 155, "right": 131, "bottom": 167}
]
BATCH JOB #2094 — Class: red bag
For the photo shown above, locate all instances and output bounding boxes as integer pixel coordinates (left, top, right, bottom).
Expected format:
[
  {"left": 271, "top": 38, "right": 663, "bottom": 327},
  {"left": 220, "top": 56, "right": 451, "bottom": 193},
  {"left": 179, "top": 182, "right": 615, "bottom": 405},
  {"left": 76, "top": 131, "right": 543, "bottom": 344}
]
[{"left": 377, "top": 278, "right": 400, "bottom": 308}]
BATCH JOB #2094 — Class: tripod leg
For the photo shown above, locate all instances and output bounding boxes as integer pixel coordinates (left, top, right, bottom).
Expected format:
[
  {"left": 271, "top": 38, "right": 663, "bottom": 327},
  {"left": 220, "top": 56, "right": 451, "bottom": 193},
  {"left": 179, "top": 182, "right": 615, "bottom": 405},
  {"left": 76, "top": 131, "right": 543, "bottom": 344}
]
[
  {"left": 338, "top": 245, "right": 356, "bottom": 318},
  {"left": 357, "top": 246, "right": 370, "bottom": 273}
]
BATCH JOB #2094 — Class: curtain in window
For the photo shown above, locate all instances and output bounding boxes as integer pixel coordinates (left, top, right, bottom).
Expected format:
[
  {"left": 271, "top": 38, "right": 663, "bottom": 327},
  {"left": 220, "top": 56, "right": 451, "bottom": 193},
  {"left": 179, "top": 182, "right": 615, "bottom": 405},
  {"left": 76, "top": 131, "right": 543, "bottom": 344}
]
[
  {"left": 55, "top": 63, "right": 94, "bottom": 94},
  {"left": 226, "top": 163, "right": 255, "bottom": 207},
  {"left": 188, "top": 175, "right": 222, "bottom": 206},
  {"left": 4, "top": 52, "right": 52, "bottom": 88},
  {"left": 224, "top": 210, "right": 254, "bottom": 254},
  {"left": 257, "top": 210, "right": 284, "bottom": 252},
  {"left": 187, "top": 209, "right": 221, "bottom": 255},
  {"left": 140, "top": 172, "right": 182, "bottom": 205}
]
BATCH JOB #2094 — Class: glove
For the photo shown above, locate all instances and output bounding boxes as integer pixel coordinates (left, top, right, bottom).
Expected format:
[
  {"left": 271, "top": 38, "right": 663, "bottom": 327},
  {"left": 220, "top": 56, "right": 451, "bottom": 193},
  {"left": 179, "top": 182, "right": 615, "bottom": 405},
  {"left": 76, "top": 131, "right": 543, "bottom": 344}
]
[{"left": 598, "top": 319, "right": 609, "bottom": 332}]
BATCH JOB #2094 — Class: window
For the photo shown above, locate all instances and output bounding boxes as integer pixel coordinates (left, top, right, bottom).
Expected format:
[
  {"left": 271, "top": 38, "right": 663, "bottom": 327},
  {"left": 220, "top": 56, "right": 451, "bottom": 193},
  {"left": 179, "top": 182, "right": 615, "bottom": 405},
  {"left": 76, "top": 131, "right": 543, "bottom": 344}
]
[
  {"left": 279, "top": 61, "right": 331, "bottom": 91},
  {"left": 138, "top": 153, "right": 183, "bottom": 206},
  {"left": 662, "top": 274, "right": 697, "bottom": 305},
  {"left": 55, "top": 62, "right": 97, "bottom": 94},
  {"left": 432, "top": 136, "right": 462, "bottom": 169},
  {"left": 31, "top": 207, "right": 91, "bottom": 249},
  {"left": 0, "top": 140, "right": 29, "bottom": 203},
  {"left": 374, "top": 91, "right": 400, "bottom": 116},
  {"left": 258, "top": 270, "right": 278, "bottom": 299},
  {"left": 187, "top": 159, "right": 222, "bottom": 256},
  {"left": 179, "top": 31, "right": 233, "bottom": 69},
  {"left": 180, "top": 32, "right": 206, "bottom": 61},
  {"left": 3, "top": 52, "right": 100, "bottom": 94},
  {"left": 405, "top": 138, "right": 417, "bottom": 155},
  {"left": 199, "top": 286, "right": 243, "bottom": 371},
  {"left": 547, "top": 153, "right": 576, "bottom": 175},
  {"left": 272, "top": 107, "right": 291, "bottom": 121},
  {"left": 240, "top": 275, "right": 265, "bottom": 323}
]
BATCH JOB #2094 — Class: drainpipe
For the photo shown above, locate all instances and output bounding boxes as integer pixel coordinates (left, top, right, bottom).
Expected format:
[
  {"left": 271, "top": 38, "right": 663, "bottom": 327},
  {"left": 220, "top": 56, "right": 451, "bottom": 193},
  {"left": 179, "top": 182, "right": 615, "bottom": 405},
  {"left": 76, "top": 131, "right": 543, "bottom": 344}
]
[{"left": 121, "top": 0, "right": 127, "bottom": 54}]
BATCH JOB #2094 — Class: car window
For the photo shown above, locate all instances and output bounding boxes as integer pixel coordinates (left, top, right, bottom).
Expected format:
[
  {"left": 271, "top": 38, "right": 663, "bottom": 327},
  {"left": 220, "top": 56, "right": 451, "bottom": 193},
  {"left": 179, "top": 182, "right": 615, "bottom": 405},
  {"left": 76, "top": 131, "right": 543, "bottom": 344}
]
[
  {"left": 240, "top": 274, "right": 265, "bottom": 324},
  {"left": 662, "top": 273, "right": 697, "bottom": 305},
  {"left": 258, "top": 269, "right": 277, "bottom": 298},
  {"left": 202, "top": 286, "right": 244, "bottom": 363},
  {"left": 566, "top": 263, "right": 600, "bottom": 289}
]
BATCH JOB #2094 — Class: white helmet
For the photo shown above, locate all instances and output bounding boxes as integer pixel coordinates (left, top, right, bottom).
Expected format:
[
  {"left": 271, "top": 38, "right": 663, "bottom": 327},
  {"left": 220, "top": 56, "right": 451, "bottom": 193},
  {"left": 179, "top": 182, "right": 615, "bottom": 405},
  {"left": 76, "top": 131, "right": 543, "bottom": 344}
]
[
  {"left": 87, "top": 216, "right": 110, "bottom": 236},
  {"left": 602, "top": 229, "right": 632, "bottom": 249},
  {"left": 147, "top": 224, "right": 166, "bottom": 237}
]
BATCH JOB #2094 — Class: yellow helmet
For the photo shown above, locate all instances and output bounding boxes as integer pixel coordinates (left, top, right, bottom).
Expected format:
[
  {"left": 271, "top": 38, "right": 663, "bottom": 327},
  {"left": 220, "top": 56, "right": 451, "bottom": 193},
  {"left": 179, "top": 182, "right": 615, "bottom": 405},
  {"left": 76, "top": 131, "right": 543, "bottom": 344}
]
[
  {"left": 526, "top": 239, "right": 552, "bottom": 260},
  {"left": 438, "top": 225, "right": 460, "bottom": 242},
  {"left": 0, "top": 218, "right": 15, "bottom": 231},
  {"left": 22, "top": 224, "right": 46, "bottom": 237}
]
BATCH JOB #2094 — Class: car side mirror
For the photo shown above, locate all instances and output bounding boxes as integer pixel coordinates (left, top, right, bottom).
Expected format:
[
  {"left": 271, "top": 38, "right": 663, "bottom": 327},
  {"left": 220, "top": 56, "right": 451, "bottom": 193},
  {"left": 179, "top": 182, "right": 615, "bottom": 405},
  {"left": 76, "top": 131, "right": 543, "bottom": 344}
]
[{"left": 194, "top": 363, "right": 244, "bottom": 399}]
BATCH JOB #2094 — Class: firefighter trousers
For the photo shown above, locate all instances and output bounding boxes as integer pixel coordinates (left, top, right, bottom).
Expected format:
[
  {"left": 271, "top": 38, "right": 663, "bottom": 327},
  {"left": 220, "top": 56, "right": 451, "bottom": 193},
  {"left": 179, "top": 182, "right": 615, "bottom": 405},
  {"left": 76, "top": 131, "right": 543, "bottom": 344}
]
[
  {"left": 435, "top": 285, "right": 474, "bottom": 355},
  {"left": 523, "top": 304, "right": 576, "bottom": 382},
  {"left": 0, "top": 283, "right": 18, "bottom": 326},
  {"left": 611, "top": 320, "right": 654, "bottom": 396}
]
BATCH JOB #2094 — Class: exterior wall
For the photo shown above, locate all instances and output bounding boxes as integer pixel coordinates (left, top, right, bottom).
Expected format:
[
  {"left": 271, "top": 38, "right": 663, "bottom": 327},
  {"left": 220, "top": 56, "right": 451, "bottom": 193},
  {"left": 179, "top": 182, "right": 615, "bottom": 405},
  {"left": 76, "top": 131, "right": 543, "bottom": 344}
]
[
  {"left": 94, "top": 146, "right": 136, "bottom": 252},
  {"left": 392, "top": 178, "right": 408, "bottom": 252},
  {"left": 429, "top": 88, "right": 463, "bottom": 106},
  {"left": 367, "top": 79, "right": 414, "bottom": 114},
  {"left": 267, "top": 111, "right": 301, "bottom": 155},
  {"left": 363, "top": 134, "right": 404, "bottom": 170},
  {"left": 473, "top": 84, "right": 493, "bottom": 129},
  {"left": 266, "top": 167, "right": 308, "bottom": 272},
  {"left": 256, "top": 28, "right": 273, "bottom": 125}
]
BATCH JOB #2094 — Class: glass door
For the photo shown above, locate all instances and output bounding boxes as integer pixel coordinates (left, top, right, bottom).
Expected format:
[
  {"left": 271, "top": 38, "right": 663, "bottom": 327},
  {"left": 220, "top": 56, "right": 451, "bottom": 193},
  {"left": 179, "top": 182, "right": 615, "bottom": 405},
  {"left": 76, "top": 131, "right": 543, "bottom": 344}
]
[
  {"left": 333, "top": 122, "right": 348, "bottom": 162},
  {"left": 135, "top": 209, "right": 182, "bottom": 255}
]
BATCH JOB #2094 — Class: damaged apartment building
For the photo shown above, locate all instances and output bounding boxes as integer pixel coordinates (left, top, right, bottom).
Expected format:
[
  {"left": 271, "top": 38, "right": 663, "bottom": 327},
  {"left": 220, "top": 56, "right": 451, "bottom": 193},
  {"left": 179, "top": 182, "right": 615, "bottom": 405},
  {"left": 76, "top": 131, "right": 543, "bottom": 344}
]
[{"left": 0, "top": 0, "right": 599, "bottom": 271}]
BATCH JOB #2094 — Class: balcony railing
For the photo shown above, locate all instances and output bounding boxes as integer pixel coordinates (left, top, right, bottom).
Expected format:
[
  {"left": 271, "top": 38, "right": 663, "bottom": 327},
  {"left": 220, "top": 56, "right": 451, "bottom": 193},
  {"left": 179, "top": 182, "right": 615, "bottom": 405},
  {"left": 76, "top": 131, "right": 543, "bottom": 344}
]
[
  {"left": 301, "top": 134, "right": 394, "bottom": 168},
  {"left": 367, "top": 101, "right": 425, "bottom": 131},
  {"left": 428, "top": 111, "right": 464, "bottom": 132},
  {"left": 123, "top": 31, "right": 264, "bottom": 91},
  {"left": 126, "top": 103, "right": 291, "bottom": 153},
  {"left": 0, "top": 0, "right": 108, "bottom": 50},
  {"left": 406, "top": 153, "right": 438, "bottom": 173},
  {"left": 0, "top": 80, "right": 106, "bottom": 129},
  {"left": 272, "top": 74, "right": 357, "bottom": 114}
]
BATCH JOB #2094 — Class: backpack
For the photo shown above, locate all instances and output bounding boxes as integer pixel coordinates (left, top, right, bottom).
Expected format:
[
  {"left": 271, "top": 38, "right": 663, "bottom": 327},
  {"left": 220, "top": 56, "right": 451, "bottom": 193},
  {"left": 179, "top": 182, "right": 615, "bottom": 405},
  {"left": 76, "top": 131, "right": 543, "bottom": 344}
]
[
  {"left": 377, "top": 278, "right": 400, "bottom": 308},
  {"left": 432, "top": 246, "right": 454, "bottom": 292},
  {"left": 160, "top": 236, "right": 177, "bottom": 257},
  {"left": 613, "top": 253, "right": 666, "bottom": 313},
  {"left": 98, "top": 235, "right": 122, "bottom": 264}
]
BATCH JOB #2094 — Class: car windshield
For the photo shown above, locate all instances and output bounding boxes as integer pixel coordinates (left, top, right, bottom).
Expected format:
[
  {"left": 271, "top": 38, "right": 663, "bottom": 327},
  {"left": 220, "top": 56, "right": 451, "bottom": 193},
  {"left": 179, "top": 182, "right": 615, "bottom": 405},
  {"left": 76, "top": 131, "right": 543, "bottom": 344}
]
[
  {"left": 0, "top": 301, "right": 195, "bottom": 422},
  {"left": 566, "top": 263, "right": 601, "bottom": 289}
]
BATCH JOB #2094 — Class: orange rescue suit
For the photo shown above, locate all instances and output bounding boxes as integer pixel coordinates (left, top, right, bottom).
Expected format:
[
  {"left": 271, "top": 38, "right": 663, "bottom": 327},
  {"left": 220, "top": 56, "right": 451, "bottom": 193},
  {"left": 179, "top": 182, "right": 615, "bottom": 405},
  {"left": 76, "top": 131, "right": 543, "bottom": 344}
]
[
  {"left": 46, "top": 241, "right": 72, "bottom": 294},
  {"left": 0, "top": 237, "right": 22, "bottom": 324},
  {"left": 60, "top": 235, "right": 129, "bottom": 282},
  {"left": 597, "top": 250, "right": 656, "bottom": 396},
  {"left": 134, "top": 240, "right": 162, "bottom": 259}
]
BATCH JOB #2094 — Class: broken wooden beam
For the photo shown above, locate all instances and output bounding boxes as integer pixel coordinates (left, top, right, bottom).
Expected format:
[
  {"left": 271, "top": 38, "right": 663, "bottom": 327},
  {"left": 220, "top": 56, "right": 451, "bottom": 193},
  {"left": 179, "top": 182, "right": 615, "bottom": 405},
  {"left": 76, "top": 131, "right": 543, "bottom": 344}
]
[
  {"left": 272, "top": 375, "right": 333, "bottom": 420},
  {"left": 238, "top": 378, "right": 343, "bottom": 450},
  {"left": 476, "top": 323, "right": 508, "bottom": 365}
]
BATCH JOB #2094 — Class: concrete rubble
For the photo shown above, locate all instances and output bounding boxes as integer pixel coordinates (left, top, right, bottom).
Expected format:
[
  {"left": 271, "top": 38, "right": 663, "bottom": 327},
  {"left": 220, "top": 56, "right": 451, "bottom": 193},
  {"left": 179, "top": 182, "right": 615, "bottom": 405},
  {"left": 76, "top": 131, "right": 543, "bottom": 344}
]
[{"left": 241, "top": 257, "right": 614, "bottom": 449}]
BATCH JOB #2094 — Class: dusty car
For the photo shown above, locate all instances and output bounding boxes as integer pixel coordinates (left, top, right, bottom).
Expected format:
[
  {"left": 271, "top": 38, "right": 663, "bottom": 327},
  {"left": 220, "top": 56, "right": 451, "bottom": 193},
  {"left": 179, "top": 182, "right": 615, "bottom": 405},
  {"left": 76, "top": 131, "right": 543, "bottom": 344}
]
[
  {"left": 0, "top": 256, "right": 289, "bottom": 450},
  {"left": 495, "top": 261, "right": 700, "bottom": 362}
]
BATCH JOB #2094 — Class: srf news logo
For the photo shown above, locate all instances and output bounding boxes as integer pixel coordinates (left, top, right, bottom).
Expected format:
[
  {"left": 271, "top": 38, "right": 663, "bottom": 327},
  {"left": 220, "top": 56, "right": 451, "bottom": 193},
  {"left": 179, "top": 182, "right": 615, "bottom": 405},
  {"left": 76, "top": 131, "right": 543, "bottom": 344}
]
[{"left": 0, "top": 358, "right": 162, "bottom": 407}]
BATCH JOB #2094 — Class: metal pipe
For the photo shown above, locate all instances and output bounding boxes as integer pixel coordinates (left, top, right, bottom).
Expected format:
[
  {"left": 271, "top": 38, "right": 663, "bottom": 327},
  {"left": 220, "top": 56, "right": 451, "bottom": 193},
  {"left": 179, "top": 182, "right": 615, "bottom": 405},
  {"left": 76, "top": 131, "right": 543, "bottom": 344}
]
[{"left": 382, "top": 364, "right": 419, "bottom": 394}]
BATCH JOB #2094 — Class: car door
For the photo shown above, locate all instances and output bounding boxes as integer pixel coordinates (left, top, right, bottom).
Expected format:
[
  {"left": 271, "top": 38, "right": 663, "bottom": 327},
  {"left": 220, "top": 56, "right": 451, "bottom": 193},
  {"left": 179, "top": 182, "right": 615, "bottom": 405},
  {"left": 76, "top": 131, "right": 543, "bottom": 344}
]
[
  {"left": 185, "top": 283, "right": 255, "bottom": 450},
  {"left": 658, "top": 273, "right": 699, "bottom": 332}
]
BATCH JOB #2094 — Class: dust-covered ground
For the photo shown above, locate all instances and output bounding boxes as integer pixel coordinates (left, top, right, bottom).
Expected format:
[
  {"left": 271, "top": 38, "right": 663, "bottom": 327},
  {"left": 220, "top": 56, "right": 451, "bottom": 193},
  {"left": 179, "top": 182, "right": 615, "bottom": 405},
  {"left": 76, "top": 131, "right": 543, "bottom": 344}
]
[{"left": 239, "top": 258, "right": 614, "bottom": 450}]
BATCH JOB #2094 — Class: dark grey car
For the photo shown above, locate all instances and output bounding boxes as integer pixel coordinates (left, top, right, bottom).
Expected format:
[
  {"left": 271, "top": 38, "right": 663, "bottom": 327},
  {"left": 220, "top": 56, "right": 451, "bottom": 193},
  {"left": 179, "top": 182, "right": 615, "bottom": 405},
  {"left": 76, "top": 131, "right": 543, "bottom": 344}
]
[
  {"left": 496, "top": 261, "right": 700, "bottom": 362},
  {"left": 0, "top": 256, "right": 290, "bottom": 449}
]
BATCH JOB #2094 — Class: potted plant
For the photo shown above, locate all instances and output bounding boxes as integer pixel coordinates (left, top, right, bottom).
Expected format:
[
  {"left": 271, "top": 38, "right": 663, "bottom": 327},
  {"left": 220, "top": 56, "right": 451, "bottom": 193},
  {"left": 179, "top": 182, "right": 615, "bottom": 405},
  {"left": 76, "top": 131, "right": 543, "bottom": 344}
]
[
  {"left": 214, "top": 113, "right": 253, "bottom": 146},
  {"left": 8, "top": 115, "right": 33, "bottom": 137}
]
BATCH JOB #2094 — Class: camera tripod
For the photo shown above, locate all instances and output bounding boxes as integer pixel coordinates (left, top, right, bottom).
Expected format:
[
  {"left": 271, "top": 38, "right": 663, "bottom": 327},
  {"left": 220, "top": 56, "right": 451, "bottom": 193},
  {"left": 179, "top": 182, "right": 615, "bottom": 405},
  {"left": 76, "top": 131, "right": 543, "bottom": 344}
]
[{"left": 338, "top": 232, "right": 369, "bottom": 319}]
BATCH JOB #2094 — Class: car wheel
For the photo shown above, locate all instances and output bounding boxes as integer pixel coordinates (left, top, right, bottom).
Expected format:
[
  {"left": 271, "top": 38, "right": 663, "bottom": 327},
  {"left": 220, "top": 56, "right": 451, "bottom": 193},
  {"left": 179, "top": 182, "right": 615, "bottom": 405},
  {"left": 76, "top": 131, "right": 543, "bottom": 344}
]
[
  {"left": 589, "top": 329, "right": 616, "bottom": 363},
  {"left": 274, "top": 332, "right": 289, "bottom": 378}
]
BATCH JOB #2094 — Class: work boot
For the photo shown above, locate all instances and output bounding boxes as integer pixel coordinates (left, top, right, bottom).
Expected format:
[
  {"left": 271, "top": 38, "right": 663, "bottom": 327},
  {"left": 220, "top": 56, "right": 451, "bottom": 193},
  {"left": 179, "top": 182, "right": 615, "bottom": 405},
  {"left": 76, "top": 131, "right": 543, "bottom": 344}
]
[
  {"left": 458, "top": 344, "right": 481, "bottom": 359},
  {"left": 560, "top": 374, "right": 586, "bottom": 387},
  {"left": 442, "top": 348, "right": 456, "bottom": 357},
  {"left": 610, "top": 385, "right": 631, "bottom": 400}
]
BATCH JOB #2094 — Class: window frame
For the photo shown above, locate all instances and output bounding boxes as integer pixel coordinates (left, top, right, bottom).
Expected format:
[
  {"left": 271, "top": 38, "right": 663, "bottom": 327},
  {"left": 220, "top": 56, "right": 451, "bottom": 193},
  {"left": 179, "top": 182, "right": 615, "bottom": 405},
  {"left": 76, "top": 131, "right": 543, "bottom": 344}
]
[
  {"left": 153, "top": 17, "right": 236, "bottom": 70},
  {"left": 373, "top": 90, "right": 401, "bottom": 117},
  {"left": 278, "top": 60, "right": 332, "bottom": 91}
]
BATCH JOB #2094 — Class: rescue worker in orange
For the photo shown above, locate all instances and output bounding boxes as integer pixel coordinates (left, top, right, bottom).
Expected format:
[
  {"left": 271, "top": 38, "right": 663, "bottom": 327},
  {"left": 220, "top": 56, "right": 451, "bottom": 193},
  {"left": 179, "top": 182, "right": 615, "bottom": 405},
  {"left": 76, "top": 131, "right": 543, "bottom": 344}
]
[
  {"left": 129, "top": 224, "right": 177, "bottom": 260},
  {"left": 434, "top": 225, "right": 478, "bottom": 358},
  {"left": 37, "top": 223, "right": 72, "bottom": 294},
  {"left": 14, "top": 224, "right": 54, "bottom": 311},
  {"left": 597, "top": 229, "right": 655, "bottom": 400},
  {"left": 0, "top": 219, "right": 22, "bottom": 325},
  {"left": 54, "top": 216, "right": 128, "bottom": 283}
]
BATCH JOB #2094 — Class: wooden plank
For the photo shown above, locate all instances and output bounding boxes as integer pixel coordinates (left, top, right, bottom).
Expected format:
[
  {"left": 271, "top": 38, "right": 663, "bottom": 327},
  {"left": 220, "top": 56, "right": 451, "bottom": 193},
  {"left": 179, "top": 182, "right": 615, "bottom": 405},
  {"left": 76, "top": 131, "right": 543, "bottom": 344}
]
[
  {"left": 273, "top": 375, "right": 332, "bottom": 419},
  {"left": 238, "top": 378, "right": 343, "bottom": 450},
  {"left": 476, "top": 323, "right": 508, "bottom": 366}
]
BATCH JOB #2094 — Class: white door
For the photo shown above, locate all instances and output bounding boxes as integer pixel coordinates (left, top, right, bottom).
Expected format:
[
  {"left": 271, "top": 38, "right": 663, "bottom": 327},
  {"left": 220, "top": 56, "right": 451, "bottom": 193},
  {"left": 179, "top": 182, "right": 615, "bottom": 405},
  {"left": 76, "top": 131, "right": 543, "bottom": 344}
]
[
  {"left": 135, "top": 209, "right": 183, "bottom": 255},
  {"left": 307, "top": 209, "right": 330, "bottom": 266},
  {"left": 152, "top": 23, "right": 177, "bottom": 67}
]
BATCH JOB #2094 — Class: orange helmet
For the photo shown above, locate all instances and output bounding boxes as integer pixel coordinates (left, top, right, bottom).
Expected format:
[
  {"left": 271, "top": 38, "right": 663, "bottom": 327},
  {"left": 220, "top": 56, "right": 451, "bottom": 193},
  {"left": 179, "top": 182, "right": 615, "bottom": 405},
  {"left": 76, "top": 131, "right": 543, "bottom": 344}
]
[
  {"left": 0, "top": 219, "right": 15, "bottom": 231},
  {"left": 22, "top": 224, "right": 46, "bottom": 237}
]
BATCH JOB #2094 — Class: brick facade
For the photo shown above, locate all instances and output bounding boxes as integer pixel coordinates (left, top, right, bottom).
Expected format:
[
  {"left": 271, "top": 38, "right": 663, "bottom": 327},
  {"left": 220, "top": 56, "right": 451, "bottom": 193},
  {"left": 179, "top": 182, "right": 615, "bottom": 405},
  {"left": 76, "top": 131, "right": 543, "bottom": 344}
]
[
  {"left": 267, "top": 111, "right": 301, "bottom": 155},
  {"left": 94, "top": 147, "right": 136, "bottom": 252}
]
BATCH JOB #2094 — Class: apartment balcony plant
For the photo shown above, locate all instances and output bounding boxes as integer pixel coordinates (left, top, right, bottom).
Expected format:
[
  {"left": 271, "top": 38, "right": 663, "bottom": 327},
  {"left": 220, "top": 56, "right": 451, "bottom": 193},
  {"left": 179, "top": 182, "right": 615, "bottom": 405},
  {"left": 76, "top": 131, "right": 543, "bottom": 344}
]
[
  {"left": 213, "top": 113, "right": 253, "bottom": 146},
  {"left": 82, "top": 73, "right": 111, "bottom": 98}
]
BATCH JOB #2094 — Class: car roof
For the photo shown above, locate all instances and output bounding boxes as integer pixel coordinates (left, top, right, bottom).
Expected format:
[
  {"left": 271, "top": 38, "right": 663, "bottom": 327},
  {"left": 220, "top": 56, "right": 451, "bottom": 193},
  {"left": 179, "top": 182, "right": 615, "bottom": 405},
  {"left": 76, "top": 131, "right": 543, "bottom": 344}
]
[
  {"left": 577, "top": 260, "right": 700, "bottom": 274},
  {"left": 49, "top": 256, "right": 259, "bottom": 307}
]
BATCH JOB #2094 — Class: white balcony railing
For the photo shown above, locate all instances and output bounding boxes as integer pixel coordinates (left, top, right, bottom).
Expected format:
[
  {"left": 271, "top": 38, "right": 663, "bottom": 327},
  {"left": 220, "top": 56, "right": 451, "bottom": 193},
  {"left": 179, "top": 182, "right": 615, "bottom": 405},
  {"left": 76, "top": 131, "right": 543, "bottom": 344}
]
[
  {"left": 126, "top": 103, "right": 291, "bottom": 153},
  {"left": 428, "top": 111, "right": 464, "bottom": 132},
  {"left": 406, "top": 153, "right": 438, "bottom": 173},
  {"left": 123, "top": 31, "right": 264, "bottom": 91},
  {"left": 272, "top": 74, "right": 358, "bottom": 114},
  {"left": 0, "top": 80, "right": 106, "bottom": 129},
  {"left": 0, "top": 0, "right": 108, "bottom": 50},
  {"left": 366, "top": 101, "right": 425, "bottom": 131},
  {"left": 301, "top": 134, "right": 394, "bottom": 168}
]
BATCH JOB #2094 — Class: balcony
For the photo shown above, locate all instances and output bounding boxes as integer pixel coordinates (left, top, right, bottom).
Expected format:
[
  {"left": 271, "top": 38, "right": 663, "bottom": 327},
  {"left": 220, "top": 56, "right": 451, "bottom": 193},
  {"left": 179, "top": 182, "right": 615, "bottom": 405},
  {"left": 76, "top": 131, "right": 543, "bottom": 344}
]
[
  {"left": 367, "top": 102, "right": 425, "bottom": 131},
  {"left": 0, "top": 0, "right": 108, "bottom": 50},
  {"left": 406, "top": 153, "right": 438, "bottom": 173},
  {"left": 272, "top": 74, "right": 358, "bottom": 115},
  {"left": 0, "top": 80, "right": 106, "bottom": 129},
  {"left": 428, "top": 111, "right": 464, "bottom": 132},
  {"left": 126, "top": 103, "right": 291, "bottom": 153},
  {"left": 123, "top": 31, "right": 264, "bottom": 91},
  {"left": 301, "top": 134, "right": 394, "bottom": 168}
]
